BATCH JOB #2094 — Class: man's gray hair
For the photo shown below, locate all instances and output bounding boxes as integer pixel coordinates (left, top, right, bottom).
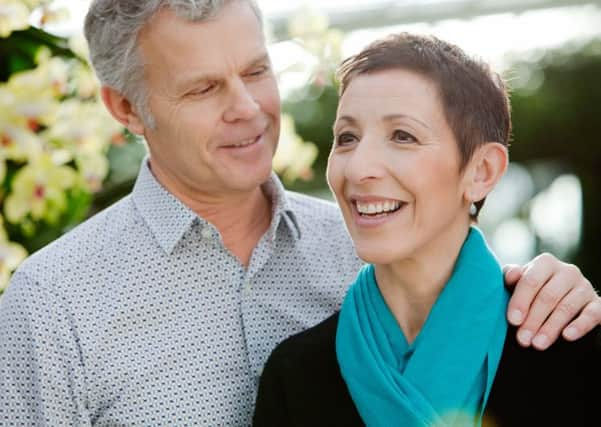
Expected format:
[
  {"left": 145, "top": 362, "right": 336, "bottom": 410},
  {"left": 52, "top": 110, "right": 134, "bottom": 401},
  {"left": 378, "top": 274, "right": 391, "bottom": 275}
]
[{"left": 84, "top": 0, "right": 263, "bottom": 128}]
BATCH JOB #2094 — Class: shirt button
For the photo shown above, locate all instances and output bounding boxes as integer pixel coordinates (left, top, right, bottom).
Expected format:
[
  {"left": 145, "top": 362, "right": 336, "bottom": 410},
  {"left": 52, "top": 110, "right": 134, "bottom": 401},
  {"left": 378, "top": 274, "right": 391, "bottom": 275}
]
[
  {"left": 201, "top": 227, "right": 212, "bottom": 240},
  {"left": 243, "top": 278, "right": 252, "bottom": 294}
]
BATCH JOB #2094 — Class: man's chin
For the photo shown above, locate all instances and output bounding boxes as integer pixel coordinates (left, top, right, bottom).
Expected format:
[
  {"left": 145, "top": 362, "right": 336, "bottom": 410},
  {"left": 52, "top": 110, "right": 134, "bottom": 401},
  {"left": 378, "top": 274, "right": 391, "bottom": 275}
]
[{"left": 227, "top": 166, "right": 273, "bottom": 192}]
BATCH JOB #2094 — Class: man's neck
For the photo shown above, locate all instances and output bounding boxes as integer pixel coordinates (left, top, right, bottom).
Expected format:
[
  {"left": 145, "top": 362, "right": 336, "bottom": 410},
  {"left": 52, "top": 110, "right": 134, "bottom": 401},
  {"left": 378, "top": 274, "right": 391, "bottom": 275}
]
[
  {"left": 200, "top": 188, "right": 272, "bottom": 267},
  {"left": 149, "top": 164, "right": 273, "bottom": 267},
  {"left": 186, "top": 188, "right": 273, "bottom": 267}
]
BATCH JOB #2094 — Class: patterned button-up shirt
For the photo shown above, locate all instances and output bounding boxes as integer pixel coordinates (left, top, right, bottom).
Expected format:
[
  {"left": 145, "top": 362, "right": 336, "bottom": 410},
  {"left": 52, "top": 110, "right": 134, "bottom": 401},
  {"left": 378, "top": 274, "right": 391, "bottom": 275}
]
[{"left": 0, "top": 161, "right": 363, "bottom": 426}]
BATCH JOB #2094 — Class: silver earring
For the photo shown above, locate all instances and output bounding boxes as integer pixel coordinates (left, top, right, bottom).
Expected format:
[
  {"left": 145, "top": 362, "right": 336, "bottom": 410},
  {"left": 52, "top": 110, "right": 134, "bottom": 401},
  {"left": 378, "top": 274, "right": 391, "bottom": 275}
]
[{"left": 469, "top": 202, "right": 477, "bottom": 216}]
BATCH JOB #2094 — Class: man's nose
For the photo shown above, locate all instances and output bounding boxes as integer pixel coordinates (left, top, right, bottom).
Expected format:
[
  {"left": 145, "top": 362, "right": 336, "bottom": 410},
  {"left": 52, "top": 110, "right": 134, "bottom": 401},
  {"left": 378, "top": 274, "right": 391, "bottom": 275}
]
[{"left": 223, "top": 79, "right": 260, "bottom": 122}]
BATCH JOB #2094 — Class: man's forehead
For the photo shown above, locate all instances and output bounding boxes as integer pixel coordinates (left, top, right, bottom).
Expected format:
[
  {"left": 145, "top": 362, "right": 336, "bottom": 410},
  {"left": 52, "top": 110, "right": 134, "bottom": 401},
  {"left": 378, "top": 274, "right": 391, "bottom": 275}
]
[
  {"left": 142, "top": 1, "right": 261, "bottom": 36},
  {"left": 138, "top": 2, "right": 268, "bottom": 82},
  {"left": 173, "top": 51, "right": 271, "bottom": 89}
]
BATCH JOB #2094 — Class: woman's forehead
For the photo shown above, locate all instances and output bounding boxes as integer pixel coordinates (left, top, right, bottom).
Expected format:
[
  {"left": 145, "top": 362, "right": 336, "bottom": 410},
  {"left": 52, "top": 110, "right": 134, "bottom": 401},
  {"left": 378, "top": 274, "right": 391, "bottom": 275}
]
[{"left": 336, "top": 70, "right": 443, "bottom": 122}]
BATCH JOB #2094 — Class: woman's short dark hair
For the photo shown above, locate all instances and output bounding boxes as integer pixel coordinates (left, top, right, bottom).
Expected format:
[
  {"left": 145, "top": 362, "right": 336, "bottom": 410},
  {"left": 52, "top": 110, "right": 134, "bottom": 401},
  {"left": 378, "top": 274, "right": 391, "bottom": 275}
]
[{"left": 337, "top": 33, "right": 512, "bottom": 217}]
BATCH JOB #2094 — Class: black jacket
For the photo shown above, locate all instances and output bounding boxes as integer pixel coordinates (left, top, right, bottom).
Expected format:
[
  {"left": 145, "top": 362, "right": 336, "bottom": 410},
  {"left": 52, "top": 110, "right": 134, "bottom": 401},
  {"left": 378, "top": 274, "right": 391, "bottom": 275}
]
[{"left": 254, "top": 312, "right": 601, "bottom": 426}]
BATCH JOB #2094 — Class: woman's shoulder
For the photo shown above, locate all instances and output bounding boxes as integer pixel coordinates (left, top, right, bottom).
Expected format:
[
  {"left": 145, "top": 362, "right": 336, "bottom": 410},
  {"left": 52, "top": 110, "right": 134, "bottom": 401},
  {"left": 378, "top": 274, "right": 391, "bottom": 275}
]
[
  {"left": 485, "top": 325, "right": 600, "bottom": 426},
  {"left": 255, "top": 312, "right": 364, "bottom": 427},
  {"left": 268, "top": 312, "right": 340, "bottom": 363},
  {"left": 498, "top": 324, "right": 601, "bottom": 369}
]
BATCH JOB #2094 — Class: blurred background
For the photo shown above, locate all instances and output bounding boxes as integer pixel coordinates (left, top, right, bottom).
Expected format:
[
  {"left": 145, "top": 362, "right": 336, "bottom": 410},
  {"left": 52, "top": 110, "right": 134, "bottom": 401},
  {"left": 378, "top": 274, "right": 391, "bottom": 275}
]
[{"left": 0, "top": 0, "right": 600, "bottom": 293}]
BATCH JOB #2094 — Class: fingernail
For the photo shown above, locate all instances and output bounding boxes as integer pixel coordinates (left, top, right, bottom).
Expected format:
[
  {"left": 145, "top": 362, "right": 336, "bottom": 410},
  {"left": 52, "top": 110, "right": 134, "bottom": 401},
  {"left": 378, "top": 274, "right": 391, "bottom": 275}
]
[
  {"left": 532, "top": 334, "right": 549, "bottom": 349},
  {"left": 518, "top": 330, "right": 533, "bottom": 345},
  {"left": 564, "top": 326, "right": 578, "bottom": 340},
  {"left": 508, "top": 309, "right": 523, "bottom": 325}
]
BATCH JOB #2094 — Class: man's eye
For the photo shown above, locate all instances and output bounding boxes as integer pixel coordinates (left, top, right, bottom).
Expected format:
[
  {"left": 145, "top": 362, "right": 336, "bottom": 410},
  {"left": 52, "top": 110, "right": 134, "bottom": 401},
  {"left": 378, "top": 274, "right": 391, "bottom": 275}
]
[
  {"left": 248, "top": 66, "right": 268, "bottom": 77},
  {"left": 392, "top": 129, "right": 417, "bottom": 144},
  {"left": 189, "top": 84, "right": 216, "bottom": 96},
  {"left": 335, "top": 132, "right": 357, "bottom": 146}
]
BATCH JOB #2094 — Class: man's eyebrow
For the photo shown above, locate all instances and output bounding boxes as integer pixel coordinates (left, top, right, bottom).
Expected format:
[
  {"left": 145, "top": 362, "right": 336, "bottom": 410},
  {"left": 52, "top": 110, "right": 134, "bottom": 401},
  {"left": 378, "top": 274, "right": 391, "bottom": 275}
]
[
  {"left": 175, "top": 53, "right": 271, "bottom": 92},
  {"left": 246, "top": 53, "right": 270, "bottom": 68},
  {"left": 174, "top": 72, "right": 219, "bottom": 93}
]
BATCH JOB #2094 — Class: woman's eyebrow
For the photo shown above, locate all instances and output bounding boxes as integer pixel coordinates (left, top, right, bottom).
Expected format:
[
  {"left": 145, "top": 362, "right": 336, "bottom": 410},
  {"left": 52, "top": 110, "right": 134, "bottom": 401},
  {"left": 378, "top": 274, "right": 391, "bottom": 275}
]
[
  {"left": 383, "top": 113, "right": 430, "bottom": 130},
  {"left": 333, "top": 115, "right": 357, "bottom": 131}
]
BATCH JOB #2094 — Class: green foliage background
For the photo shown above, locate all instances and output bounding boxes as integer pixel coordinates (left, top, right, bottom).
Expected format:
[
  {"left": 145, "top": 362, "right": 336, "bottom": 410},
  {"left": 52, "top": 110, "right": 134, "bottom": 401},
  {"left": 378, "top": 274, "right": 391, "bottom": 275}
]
[
  {"left": 509, "top": 42, "right": 601, "bottom": 289},
  {"left": 1, "top": 4, "right": 600, "bottom": 293}
]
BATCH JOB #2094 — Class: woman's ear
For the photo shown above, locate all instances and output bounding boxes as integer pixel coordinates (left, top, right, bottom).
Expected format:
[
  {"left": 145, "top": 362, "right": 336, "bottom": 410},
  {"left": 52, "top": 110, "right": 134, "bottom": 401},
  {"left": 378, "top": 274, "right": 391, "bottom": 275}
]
[
  {"left": 100, "top": 86, "right": 146, "bottom": 135},
  {"left": 463, "top": 142, "right": 508, "bottom": 203}
]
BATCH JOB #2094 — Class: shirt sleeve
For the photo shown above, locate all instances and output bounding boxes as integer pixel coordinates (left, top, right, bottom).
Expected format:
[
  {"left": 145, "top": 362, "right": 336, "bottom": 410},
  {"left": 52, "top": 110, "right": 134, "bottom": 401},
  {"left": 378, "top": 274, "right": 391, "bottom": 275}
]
[{"left": 0, "top": 270, "right": 91, "bottom": 426}]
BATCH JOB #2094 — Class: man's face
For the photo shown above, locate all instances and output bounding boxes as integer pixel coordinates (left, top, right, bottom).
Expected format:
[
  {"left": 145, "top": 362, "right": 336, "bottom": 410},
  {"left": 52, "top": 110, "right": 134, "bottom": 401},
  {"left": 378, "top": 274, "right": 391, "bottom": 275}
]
[{"left": 138, "top": 1, "right": 280, "bottom": 198}]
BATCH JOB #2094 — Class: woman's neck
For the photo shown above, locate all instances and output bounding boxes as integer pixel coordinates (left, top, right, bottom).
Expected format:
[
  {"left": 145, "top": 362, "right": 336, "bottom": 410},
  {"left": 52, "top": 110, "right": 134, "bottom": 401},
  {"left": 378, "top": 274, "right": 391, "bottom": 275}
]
[{"left": 374, "top": 222, "right": 471, "bottom": 343}]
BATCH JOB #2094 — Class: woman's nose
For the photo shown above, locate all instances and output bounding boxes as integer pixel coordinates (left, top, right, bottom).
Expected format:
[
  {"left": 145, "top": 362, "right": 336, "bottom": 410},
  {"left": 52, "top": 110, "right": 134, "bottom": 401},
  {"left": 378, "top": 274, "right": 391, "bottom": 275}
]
[{"left": 344, "top": 136, "right": 384, "bottom": 184}]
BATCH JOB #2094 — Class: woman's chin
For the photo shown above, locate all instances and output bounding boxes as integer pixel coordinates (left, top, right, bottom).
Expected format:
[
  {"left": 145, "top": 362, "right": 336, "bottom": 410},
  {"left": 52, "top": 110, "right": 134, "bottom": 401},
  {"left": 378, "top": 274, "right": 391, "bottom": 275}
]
[{"left": 356, "top": 246, "right": 404, "bottom": 265}]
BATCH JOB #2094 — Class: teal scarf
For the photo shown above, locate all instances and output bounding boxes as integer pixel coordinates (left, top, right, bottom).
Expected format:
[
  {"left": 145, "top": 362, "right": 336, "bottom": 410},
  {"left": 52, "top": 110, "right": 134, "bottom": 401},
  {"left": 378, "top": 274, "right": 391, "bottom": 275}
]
[{"left": 336, "top": 227, "right": 509, "bottom": 427}]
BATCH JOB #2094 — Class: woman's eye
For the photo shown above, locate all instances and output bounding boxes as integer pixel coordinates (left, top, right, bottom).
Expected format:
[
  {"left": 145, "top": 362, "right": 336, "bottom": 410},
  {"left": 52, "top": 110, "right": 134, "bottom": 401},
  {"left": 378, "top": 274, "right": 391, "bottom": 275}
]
[
  {"left": 392, "top": 129, "right": 417, "bottom": 144},
  {"left": 335, "top": 132, "right": 357, "bottom": 146}
]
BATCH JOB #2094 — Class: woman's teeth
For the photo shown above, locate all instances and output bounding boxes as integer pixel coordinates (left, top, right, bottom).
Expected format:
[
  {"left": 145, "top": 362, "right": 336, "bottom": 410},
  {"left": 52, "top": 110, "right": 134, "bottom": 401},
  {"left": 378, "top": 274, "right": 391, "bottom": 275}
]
[{"left": 356, "top": 200, "right": 402, "bottom": 216}]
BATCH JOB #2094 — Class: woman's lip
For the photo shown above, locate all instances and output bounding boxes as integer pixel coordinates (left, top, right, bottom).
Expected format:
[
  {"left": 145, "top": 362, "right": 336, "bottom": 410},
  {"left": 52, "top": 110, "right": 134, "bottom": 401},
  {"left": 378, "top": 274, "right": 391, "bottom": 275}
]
[
  {"left": 350, "top": 194, "right": 404, "bottom": 203},
  {"left": 350, "top": 200, "right": 407, "bottom": 228}
]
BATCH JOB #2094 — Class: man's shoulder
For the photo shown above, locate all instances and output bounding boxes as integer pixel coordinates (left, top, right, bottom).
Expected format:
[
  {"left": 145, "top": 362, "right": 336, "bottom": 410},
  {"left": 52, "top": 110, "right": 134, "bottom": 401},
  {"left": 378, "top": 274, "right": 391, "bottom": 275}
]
[
  {"left": 285, "top": 191, "right": 348, "bottom": 234},
  {"left": 15, "top": 195, "right": 137, "bottom": 289},
  {"left": 283, "top": 191, "right": 360, "bottom": 268},
  {"left": 286, "top": 191, "right": 342, "bottom": 220}
]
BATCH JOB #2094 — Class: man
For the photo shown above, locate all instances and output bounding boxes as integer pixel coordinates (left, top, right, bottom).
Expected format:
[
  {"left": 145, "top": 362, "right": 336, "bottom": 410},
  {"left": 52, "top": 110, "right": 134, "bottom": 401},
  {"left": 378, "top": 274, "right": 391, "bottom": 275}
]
[{"left": 0, "top": 1, "right": 599, "bottom": 425}]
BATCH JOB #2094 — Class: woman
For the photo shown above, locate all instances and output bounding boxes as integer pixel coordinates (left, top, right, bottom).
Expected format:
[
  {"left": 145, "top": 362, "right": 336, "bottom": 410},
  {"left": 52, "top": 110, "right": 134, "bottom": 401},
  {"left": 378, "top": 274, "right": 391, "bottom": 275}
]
[{"left": 253, "top": 33, "right": 600, "bottom": 426}]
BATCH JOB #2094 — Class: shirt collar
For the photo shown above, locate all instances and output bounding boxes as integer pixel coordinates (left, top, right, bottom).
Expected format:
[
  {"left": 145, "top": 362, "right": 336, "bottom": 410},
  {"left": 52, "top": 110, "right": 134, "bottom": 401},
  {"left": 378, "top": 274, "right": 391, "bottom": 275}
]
[
  {"left": 131, "top": 159, "right": 302, "bottom": 254},
  {"left": 263, "top": 172, "right": 302, "bottom": 241},
  {"left": 131, "top": 159, "right": 198, "bottom": 254}
]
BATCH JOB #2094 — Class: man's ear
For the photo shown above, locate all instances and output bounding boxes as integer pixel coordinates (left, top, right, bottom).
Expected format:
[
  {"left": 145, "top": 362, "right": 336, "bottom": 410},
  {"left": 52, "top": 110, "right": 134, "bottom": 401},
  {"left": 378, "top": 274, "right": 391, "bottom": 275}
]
[
  {"left": 463, "top": 142, "right": 508, "bottom": 203},
  {"left": 100, "top": 86, "right": 146, "bottom": 135}
]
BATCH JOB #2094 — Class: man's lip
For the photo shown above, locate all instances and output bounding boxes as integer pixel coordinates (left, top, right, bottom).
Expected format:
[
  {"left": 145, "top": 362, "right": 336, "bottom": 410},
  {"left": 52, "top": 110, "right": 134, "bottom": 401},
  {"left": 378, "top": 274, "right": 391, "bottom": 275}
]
[{"left": 220, "top": 132, "right": 263, "bottom": 148}]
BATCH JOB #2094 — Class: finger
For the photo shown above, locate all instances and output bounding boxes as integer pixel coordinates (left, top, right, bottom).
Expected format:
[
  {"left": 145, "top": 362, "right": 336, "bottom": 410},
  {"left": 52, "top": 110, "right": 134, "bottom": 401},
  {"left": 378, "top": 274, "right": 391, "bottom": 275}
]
[
  {"left": 502, "top": 264, "right": 523, "bottom": 288},
  {"left": 530, "top": 281, "right": 595, "bottom": 350},
  {"left": 562, "top": 295, "right": 601, "bottom": 341},
  {"left": 506, "top": 255, "right": 555, "bottom": 327},
  {"left": 515, "top": 263, "right": 580, "bottom": 347}
]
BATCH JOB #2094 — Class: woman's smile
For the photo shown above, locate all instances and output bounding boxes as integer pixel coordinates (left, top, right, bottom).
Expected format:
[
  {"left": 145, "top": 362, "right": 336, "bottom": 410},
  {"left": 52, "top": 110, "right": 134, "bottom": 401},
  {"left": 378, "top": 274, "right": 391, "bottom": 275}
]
[{"left": 350, "top": 196, "right": 408, "bottom": 228}]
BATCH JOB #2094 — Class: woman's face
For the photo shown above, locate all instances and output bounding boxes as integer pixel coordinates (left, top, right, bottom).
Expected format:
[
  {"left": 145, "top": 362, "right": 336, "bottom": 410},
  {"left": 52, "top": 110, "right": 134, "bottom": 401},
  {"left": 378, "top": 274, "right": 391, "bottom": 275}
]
[{"left": 327, "top": 68, "right": 472, "bottom": 265}]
